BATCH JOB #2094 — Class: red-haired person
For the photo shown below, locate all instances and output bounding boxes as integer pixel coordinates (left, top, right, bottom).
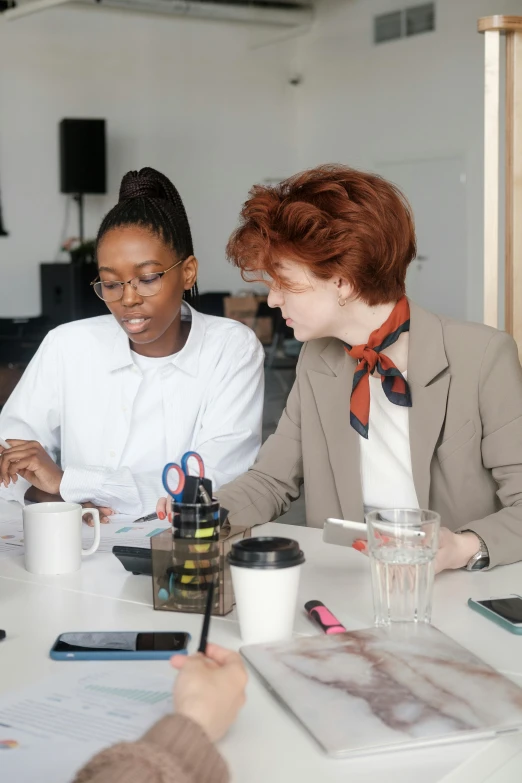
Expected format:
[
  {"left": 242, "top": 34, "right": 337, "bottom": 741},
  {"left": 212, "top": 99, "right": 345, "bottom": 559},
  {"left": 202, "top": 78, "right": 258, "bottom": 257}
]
[{"left": 159, "top": 165, "right": 522, "bottom": 573}]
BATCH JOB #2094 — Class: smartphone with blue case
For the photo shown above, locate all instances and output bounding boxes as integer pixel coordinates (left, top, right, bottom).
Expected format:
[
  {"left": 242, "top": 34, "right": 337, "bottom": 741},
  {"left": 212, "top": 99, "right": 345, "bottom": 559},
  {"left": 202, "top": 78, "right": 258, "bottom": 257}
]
[
  {"left": 50, "top": 631, "right": 191, "bottom": 660},
  {"left": 468, "top": 595, "right": 522, "bottom": 635}
]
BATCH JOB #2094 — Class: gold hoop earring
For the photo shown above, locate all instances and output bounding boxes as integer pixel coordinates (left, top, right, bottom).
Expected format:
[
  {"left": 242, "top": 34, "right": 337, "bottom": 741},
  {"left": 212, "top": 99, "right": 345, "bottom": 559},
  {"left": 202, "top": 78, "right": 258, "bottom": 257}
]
[{"left": 338, "top": 294, "right": 347, "bottom": 307}]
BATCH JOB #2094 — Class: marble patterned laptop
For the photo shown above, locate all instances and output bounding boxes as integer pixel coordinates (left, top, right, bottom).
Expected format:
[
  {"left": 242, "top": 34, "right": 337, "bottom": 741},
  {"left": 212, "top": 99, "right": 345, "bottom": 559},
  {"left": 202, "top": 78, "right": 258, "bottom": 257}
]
[{"left": 241, "top": 624, "right": 522, "bottom": 757}]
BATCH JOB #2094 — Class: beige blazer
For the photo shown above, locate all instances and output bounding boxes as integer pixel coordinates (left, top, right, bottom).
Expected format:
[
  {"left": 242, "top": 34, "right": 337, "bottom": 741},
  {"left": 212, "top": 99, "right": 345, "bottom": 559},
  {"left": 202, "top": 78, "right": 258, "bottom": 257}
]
[{"left": 218, "top": 302, "right": 522, "bottom": 568}]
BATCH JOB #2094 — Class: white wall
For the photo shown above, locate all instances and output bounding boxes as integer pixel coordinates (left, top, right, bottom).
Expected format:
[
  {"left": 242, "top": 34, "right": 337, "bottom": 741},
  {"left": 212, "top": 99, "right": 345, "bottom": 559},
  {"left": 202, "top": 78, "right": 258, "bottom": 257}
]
[
  {"left": 293, "top": 0, "right": 522, "bottom": 323},
  {"left": 3, "top": 0, "right": 522, "bottom": 322},
  {"left": 0, "top": 7, "right": 296, "bottom": 316}
]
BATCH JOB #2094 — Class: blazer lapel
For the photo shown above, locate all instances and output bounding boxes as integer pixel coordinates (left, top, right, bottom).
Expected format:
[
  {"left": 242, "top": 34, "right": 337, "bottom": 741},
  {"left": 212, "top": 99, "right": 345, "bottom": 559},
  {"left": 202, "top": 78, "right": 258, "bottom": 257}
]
[
  {"left": 407, "top": 302, "right": 450, "bottom": 509},
  {"left": 307, "top": 303, "right": 449, "bottom": 518},
  {"left": 308, "top": 339, "right": 364, "bottom": 521}
]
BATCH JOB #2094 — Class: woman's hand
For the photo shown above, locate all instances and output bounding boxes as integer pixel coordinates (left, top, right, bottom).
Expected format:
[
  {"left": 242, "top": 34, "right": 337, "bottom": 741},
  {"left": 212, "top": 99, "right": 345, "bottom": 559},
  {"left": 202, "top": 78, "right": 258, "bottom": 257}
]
[
  {"left": 171, "top": 644, "right": 247, "bottom": 742},
  {"left": 0, "top": 439, "right": 63, "bottom": 494},
  {"left": 82, "top": 502, "right": 114, "bottom": 526},
  {"left": 433, "top": 528, "right": 480, "bottom": 573},
  {"left": 156, "top": 495, "right": 171, "bottom": 522},
  {"left": 352, "top": 527, "right": 482, "bottom": 574}
]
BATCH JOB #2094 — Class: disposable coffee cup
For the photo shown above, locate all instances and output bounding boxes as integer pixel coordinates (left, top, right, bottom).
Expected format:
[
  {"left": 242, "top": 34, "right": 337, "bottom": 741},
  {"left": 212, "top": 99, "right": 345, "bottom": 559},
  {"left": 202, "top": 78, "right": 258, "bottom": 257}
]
[{"left": 228, "top": 537, "right": 305, "bottom": 645}]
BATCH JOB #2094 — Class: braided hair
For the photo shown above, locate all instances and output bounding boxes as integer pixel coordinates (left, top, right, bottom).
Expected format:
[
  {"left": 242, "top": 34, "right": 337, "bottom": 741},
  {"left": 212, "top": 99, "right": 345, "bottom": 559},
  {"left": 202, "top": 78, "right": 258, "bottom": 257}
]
[{"left": 96, "top": 167, "right": 199, "bottom": 306}]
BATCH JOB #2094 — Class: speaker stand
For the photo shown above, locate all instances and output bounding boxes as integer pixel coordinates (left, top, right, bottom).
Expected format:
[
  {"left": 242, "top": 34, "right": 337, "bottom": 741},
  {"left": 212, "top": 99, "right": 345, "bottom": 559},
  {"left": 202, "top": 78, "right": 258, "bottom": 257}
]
[
  {"left": 73, "top": 192, "right": 85, "bottom": 243},
  {"left": 0, "top": 182, "right": 8, "bottom": 236}
]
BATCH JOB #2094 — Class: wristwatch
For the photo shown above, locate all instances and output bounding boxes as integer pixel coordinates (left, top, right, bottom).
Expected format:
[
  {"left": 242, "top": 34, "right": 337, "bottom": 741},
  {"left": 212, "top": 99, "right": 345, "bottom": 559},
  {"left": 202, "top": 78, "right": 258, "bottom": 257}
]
[{"left": 457, "top": 530, "right": 490, "bottom": 571}]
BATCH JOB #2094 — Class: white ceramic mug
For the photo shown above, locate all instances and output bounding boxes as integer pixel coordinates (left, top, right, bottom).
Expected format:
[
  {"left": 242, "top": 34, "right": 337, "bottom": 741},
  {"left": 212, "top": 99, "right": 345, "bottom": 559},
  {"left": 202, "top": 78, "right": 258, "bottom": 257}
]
[{"left": 22, "top": 502, "right": 100, "bottom": 575}]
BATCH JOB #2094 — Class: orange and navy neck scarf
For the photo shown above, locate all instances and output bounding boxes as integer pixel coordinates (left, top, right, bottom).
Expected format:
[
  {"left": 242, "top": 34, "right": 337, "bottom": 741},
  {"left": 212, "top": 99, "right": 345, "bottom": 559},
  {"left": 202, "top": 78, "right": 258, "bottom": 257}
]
[{"left": 343, "top": 296, "right": 412, "bottom": 439}]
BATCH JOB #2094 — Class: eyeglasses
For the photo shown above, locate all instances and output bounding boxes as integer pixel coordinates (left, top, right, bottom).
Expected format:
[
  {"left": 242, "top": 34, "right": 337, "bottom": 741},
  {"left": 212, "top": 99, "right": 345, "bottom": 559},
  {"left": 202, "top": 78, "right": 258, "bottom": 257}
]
[{"left": 91, "top": 260, "right": 183, "bottom": 303}]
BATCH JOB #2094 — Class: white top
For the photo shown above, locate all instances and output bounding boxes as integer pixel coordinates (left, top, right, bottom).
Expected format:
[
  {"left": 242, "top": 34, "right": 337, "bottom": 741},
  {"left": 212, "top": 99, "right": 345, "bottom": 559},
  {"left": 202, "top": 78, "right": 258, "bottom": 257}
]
[
  {"left": 0, "top": 303, "right": 265, "bottom": 515},
  {"left": 121, "top": 350, "right": 175, "bottom": 475},
  {"left": 360, "top": 373, "right": 419, "bottom": 512}
]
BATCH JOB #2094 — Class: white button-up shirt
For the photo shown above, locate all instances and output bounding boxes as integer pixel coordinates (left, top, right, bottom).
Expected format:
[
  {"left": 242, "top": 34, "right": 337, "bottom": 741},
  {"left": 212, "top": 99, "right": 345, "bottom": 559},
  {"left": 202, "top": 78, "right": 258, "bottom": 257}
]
[{"left": 0, "top": 303, "right": 264, "bottom": 515}]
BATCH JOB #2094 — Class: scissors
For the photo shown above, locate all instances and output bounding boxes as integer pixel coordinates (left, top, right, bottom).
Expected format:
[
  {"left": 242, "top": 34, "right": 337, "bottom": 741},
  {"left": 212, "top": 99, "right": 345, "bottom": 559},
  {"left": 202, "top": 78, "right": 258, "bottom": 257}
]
[{"left": 162, "top": 451, "right": 205, "bottom": 503}]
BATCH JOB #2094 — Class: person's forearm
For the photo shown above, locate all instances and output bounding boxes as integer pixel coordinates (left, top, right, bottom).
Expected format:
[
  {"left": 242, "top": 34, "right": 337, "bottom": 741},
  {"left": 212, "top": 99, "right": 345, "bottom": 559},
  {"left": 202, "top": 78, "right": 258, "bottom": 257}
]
[
  {"left": 73, "top": 749, "right": 161, "bottom": 783},
  {"left": 456, "top": 507, "right": 522, "bottom": 569},
  {"left": 217, "top": 411, "right": 304, "bottom": 528},
  {"left": 449, "top": 531, "right": 481, "bottom": 569},
  {"left": 60, "top": 464, "right": 142, "bottom": 515},
  {"left": 218, "top": 460, "right": 299, "bottom": 528},
  {"left": 24, "top": 486, "right": 63, "bottom": 503},
  {"left": 73, "top": 715, "right": 229, "bottom": 783}
]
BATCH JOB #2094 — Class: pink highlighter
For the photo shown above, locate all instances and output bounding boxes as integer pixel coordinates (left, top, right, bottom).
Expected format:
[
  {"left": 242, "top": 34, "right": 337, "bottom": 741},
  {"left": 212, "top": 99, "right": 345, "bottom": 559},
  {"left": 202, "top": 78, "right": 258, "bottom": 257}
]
[{"left": 304, "top": 600, "right": 346, "bottom": 635}]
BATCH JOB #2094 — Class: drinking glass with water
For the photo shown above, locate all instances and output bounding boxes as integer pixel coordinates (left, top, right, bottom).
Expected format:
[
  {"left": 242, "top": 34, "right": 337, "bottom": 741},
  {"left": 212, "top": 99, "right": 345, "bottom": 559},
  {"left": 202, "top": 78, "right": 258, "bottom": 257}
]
[{"left": 365, "top": 509, "right": 440, "bottom": 626}]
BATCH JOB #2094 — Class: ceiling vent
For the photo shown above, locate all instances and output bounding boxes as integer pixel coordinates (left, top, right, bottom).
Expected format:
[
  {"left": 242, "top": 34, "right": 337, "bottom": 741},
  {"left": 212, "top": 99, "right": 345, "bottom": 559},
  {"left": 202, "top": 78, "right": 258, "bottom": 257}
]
[
  {"left": 374, "top": 2, "right": 435, "bottom": 44},
  {"left": 374, "top": 10, "right": 402, "bottom": 44},
  {"left": 405, "top": 3, "right": 435, "bottom": 37}
]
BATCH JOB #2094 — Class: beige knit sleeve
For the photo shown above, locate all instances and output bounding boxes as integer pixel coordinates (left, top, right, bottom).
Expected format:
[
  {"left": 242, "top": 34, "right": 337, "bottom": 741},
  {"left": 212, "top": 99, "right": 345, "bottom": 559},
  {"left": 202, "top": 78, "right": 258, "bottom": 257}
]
[{"left": 72, "top": 714, "right": 229, "bottom": 783}]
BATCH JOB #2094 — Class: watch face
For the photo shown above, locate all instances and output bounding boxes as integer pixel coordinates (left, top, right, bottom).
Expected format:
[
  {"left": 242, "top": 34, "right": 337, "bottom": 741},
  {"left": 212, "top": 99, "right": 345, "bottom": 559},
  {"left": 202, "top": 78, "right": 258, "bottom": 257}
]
[
  {"left": 459, "top": 530, "right": 489, "bottom": 571},
  {"left": 470, "top": 554, "right": 489, "bottom": 571}
]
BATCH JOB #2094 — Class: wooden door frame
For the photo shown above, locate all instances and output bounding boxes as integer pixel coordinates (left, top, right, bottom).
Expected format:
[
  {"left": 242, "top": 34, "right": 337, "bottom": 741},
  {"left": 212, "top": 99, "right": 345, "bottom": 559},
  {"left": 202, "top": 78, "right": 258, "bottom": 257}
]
[{"left": 479, "top": 16, "right": 522, "bottom": 357}]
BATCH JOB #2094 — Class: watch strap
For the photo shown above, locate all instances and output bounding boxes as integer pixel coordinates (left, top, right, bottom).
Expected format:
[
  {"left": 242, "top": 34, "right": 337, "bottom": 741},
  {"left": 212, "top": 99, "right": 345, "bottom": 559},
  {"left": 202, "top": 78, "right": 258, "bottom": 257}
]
[{"left": 457, "top": 530, "right": 490, "bottom": 571}]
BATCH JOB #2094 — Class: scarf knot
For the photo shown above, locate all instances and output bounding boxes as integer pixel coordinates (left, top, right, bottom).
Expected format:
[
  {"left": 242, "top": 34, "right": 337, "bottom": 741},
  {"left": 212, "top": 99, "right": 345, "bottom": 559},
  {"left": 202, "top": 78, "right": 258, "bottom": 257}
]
[
  {"left": 343, "top": 296, "right": 412, "bottom": 439},
  {"left": 352, "top": 345, "right": 380, "bottom": 375}
]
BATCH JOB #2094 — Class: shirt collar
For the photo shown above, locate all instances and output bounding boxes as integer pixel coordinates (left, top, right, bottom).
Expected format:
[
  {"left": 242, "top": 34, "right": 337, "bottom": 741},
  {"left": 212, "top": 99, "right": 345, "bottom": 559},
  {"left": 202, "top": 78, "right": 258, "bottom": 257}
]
[{"left": 109, "top": 302, "right": 205, "bottom": 377}]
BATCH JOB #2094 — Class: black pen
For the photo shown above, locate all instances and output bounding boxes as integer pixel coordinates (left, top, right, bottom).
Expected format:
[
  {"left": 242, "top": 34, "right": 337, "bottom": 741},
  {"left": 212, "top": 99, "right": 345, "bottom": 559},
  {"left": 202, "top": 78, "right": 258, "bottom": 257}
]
[
  {"left": 133, "top": 512, "right": 159, "bottom": 524},
  {"left": 0, "top": 630, "right": 6, "bottom": 642},
  {"left": 198, "top": 579, "right": 215, "bottom": 654}
]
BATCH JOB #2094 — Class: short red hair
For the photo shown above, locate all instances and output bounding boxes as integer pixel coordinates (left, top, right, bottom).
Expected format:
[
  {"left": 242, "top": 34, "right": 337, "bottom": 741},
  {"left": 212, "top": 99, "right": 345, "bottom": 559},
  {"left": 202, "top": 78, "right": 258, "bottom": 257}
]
[{"left": 226, "top": 165, "right": 416, "bottom": 306}]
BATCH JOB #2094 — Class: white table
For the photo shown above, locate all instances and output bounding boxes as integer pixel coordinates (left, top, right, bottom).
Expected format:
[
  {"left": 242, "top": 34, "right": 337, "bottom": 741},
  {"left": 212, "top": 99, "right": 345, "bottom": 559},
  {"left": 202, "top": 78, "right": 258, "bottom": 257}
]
[{"left": 1, "top": 520, "right": 522, "bottom": 783}]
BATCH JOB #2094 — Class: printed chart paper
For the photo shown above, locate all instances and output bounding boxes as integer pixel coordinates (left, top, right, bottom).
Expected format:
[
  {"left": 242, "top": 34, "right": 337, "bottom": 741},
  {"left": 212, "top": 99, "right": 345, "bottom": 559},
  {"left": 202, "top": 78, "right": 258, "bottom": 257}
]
[{"left": 0, "top": 665, "right": 173, "bottom": 783}]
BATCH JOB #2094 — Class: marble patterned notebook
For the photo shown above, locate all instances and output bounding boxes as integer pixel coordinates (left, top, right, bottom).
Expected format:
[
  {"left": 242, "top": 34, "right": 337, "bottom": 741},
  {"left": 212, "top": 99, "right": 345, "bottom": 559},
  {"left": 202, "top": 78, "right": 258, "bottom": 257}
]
[{"left": 241, "top": 624, "right": 522, "bottom": 758}]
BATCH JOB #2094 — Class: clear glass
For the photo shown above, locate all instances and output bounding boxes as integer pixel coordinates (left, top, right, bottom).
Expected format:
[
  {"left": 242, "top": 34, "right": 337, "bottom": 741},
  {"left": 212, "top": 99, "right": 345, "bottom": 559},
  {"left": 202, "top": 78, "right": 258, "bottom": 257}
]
[{"left": 365, "top": 508, "right": 440, "bottom": 626}]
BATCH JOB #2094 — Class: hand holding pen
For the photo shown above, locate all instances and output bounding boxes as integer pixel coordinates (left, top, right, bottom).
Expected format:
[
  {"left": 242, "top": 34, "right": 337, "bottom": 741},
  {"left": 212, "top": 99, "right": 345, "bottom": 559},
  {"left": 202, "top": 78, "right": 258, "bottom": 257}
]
[
  {"left": 170, "top": 642, "right": 247, "bottom": 742},
  {"left": 169, "top": 579, "right": 247, "bottom": 743}
]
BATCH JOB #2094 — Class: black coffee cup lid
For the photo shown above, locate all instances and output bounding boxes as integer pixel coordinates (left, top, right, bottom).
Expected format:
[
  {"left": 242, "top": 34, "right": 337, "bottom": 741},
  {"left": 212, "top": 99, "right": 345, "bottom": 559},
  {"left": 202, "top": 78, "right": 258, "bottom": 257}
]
[{"left": 227, "top": 537, "right": 305, "bottom": 569}]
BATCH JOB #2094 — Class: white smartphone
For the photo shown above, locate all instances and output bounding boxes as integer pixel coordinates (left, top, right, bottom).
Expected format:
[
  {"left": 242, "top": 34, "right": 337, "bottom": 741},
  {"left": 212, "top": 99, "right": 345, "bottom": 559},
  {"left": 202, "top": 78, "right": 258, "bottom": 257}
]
[
  {"left": 323, "top": 518, "right": 369, "bottom": 548},
  {"left": 0, "top": 437, "right": 10, "bottom": 450},
  {"left": 323, "top": 517, "right": 425, "bottom": 548}
]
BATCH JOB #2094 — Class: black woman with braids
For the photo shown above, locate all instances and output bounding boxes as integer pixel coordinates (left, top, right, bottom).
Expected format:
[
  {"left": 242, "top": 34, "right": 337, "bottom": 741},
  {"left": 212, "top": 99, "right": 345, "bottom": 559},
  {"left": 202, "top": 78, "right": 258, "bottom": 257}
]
[{"left": 0, "top": 168, "right": 264, "bottom": 522}]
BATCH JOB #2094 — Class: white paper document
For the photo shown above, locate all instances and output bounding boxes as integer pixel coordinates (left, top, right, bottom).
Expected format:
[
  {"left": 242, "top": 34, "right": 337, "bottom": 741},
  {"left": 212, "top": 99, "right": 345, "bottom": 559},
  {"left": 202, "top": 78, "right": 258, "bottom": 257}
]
[
  {"left": 0, "top": 665, "right": 173, "bottom": 782},
  {"left": 0, "top": 499, "right": 23, "bottom": 525},
  {"left": 0, "top": 519, "right": 24, "bottom": 557},
  {"left": 0, "top": 507, "right": 168, "bottom": 558},
  {"left": 82, "top": 518, "right": 169, "bottom": 553}
]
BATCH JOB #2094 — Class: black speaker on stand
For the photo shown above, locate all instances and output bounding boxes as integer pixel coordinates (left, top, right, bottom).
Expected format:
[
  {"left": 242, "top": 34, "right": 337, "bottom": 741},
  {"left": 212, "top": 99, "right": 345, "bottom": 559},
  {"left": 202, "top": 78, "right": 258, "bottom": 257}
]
[
  {"left": 0, "top": 181, "right": 8, "bottom": 237},
  {"left": 59, "top": 118, "right": 107, "bottom": 241},
  {"left": 40, "top": 119, "right": 108, "bottom": 326}
]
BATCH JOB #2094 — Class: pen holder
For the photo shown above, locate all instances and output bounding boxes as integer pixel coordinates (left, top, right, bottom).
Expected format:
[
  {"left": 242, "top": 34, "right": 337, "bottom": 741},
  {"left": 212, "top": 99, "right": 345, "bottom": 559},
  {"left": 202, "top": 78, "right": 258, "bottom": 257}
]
[{"left": 151, "top": 500, "right": 251, "bottom": 616}]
